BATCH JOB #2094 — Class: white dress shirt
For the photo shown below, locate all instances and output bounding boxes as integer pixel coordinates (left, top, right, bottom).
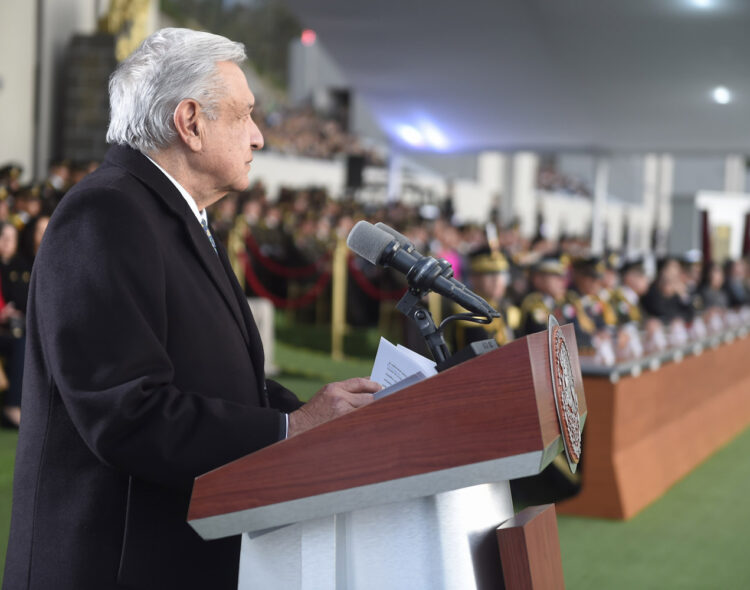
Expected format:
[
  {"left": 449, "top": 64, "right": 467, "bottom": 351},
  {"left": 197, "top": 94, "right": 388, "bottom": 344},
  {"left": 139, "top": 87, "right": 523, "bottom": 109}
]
[{"left": 145, "top": 156, "right": 208, "bottom": 226}]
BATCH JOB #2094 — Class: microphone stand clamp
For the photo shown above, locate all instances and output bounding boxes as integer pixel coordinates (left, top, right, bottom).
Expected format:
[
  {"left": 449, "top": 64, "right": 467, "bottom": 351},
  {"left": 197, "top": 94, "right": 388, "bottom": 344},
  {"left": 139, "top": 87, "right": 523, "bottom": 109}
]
[{"left": 396, "top": 287, "right": 451, "bottom": 365}]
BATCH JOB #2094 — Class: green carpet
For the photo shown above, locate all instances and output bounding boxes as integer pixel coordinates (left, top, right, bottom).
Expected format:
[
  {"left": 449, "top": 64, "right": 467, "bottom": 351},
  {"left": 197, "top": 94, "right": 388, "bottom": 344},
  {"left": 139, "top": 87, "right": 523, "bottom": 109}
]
[
  {"left": 1, "top": 341, "right": 749, "bottom": 588},
  {"left": 558, "top": 424, "right": 750, "bottom": 589},
  {"left": 273, "top": 340, "right": 373, "bottom": 401},
  {"left": 0, "top": 428, "right": 16, "bottom": 586}
]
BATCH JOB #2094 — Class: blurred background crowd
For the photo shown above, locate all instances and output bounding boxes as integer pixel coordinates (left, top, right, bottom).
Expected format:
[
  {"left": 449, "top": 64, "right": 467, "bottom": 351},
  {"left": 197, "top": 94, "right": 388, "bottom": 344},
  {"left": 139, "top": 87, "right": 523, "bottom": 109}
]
[{"left": 4, "top": 152, "right": 748, "bottom": 431}]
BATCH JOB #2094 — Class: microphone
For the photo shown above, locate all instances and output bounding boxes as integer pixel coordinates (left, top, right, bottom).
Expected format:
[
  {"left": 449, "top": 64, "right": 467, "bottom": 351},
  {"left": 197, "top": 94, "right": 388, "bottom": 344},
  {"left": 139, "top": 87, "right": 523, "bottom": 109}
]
[
  {"left": 374, "top": 222, "right": 421, "bottom": 256},
  {"left": 375, "top": 222, "right": 462, "bottom": 285},
  {"left": 347, "top": 221, "right": 499, "bottom": 318}
]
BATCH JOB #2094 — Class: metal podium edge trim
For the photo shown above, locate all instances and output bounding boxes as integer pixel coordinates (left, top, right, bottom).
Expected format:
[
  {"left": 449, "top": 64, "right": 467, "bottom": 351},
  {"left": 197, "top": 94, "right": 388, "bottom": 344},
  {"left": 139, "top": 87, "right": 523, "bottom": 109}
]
[{"left": 189, "top": 447, "right": 552, "bottom": 540}]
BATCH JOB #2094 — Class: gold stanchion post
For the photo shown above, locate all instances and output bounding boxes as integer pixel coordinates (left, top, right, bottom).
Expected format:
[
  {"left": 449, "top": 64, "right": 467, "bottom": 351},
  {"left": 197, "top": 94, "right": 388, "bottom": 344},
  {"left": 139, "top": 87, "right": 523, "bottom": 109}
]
[
  {"left": 331, "top": 238, "right": 348, "bottom": 360},
  {"left": 428, "top": 291, "right": 442, "bottom": 327}
]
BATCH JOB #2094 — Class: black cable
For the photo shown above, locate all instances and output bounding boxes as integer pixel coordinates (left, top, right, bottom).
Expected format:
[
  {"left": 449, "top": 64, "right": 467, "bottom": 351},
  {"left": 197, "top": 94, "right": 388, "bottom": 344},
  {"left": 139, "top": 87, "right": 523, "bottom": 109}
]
[{"left": 438, "top": 312, "right": 493, "bottom": 331}]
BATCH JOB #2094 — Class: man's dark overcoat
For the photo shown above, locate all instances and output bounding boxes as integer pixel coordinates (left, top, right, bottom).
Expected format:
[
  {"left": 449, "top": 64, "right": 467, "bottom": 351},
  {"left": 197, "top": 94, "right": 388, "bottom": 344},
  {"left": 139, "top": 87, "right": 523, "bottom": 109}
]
[{"left": 3, "top": 145, "right": 302, "bottom": 590}]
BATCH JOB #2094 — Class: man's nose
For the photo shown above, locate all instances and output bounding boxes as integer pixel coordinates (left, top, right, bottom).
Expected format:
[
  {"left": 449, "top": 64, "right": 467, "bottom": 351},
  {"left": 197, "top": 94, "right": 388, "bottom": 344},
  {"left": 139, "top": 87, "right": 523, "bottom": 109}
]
[{"left": 251, "top": 122, "right": 264, "bottom": 150}]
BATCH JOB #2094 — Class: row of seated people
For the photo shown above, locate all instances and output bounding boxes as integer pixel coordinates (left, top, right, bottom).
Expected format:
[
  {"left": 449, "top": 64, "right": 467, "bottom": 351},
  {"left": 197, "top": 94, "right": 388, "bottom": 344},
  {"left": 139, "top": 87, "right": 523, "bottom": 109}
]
[
  {"left": 452, "top": 248, "right": 750, "bottom": 365},
  {"left": 4, "top": 161, "right": 750, "bottom": 423},
  {"left": 212, "top": 186, "right": 750, "bottom": 360}
]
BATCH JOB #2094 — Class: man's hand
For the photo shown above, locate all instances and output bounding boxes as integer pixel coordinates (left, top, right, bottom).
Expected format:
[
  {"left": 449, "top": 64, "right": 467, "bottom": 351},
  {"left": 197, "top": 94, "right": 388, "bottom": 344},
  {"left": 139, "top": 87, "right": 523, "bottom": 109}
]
[{"left": 287, "top": 377, "right": 381, "bottom": 437}]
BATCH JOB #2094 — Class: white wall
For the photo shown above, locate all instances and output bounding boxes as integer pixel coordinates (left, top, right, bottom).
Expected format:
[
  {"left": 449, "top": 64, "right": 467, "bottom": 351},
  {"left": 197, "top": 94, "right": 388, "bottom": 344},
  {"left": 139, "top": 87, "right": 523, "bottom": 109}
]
[
  {"left": 540, "top": 193, "right": 592, "bottom": 239},
  {"left": 250, "top": 152, "right": 346, "bottom": 199},
  {"left": 609, "top": 155, "right": 644, "bottom": 204},
  {"left": 673, "top": 155, "right": 725, "bottom": 195},
  {"left": 0, "top": 0, "right": 37, "bottom": 181},
  {"left": 250, "top": 152, "right": 449, "bottom": 205},
  {"left": 452, "top": 178, "right": 492, "bottom": 223},
  {"left": 696, "top": 191, "right": 750, "bottom": 260}
]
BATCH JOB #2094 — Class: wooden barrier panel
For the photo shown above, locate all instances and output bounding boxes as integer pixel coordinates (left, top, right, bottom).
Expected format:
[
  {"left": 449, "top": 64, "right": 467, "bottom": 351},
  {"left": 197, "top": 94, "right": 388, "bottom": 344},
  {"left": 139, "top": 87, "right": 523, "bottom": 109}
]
[{"left": 558, "top": 334, "right": 750, "bottom": 519}]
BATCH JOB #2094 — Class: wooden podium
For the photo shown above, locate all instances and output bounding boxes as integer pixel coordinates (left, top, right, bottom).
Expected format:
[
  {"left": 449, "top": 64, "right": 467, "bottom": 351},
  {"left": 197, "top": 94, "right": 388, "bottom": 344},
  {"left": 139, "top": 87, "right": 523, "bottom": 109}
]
[{"left": 188, "top": 324, "right": 585, "bottom": 589}]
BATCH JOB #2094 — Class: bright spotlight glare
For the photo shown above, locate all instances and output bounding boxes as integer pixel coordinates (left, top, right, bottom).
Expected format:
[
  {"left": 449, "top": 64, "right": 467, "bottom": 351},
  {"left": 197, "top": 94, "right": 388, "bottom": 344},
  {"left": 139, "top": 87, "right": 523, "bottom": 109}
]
[
  {"left": 397, "top": 125, "right": 425, "bottom": 147},
  {"left": 692, "top": 0, "right": 713, "bottom": 8},
  {"left": 421, "top": 122, "right": 449, "bottom": 150},
  {"left": 712, "top": 86, "right": 731, "bottom": 105}
]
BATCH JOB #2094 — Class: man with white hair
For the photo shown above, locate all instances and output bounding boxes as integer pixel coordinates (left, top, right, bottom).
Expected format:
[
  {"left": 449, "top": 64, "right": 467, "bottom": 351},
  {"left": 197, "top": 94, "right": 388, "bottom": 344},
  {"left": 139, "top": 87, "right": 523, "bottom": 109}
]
[{"left": 3, "top": 28, "right": 378, "bottom": 590}]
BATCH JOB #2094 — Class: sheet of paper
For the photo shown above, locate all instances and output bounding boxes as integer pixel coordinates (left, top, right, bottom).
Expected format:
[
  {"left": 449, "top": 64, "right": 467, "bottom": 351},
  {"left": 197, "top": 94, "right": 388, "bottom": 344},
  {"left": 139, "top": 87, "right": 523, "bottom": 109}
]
[
  {"left": 374, "top": 371, "right": 426, "bottom": 400},
  {"left": 396, "top": 344, "right": 437, "bottom": 376},
  {"left": 371, "top": 337, "right": 437, "bottom": 388}
]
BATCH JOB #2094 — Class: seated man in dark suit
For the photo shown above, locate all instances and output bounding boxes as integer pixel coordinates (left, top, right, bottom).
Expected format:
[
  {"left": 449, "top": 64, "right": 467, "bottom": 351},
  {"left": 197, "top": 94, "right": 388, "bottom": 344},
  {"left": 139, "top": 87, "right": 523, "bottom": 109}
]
[{"left": 3, "top": 28, "right": 379, "bottom": 590}]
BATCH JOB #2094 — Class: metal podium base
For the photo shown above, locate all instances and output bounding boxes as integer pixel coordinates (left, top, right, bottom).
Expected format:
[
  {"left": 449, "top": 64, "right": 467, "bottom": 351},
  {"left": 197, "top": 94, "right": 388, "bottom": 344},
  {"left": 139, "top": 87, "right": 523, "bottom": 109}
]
[{"left": 238, "top": 481, "right": 514, "bottom": 590}]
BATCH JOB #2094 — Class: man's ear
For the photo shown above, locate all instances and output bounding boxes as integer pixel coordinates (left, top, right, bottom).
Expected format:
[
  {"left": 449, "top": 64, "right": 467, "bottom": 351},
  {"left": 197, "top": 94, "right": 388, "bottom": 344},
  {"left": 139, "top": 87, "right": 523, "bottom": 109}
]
[{"left": 173, "top": 99, "right": 203, "bottom": 152}]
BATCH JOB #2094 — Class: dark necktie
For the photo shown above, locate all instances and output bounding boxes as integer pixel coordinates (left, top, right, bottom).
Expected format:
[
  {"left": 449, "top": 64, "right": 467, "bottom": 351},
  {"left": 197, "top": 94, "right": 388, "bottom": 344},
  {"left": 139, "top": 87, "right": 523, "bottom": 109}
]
[{"left": 200, "top": 217, "right": 218, "bottom": 254}]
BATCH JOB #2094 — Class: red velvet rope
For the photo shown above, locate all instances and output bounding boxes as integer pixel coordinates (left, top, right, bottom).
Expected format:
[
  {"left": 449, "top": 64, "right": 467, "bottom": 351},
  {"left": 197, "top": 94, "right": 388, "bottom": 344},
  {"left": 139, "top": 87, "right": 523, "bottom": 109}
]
[
  {"left": 347, "top": 255, "right": 407, "bottom": 301},
  {"left": 245, "top": 232, "right": 329, "bottom": 278},
  {"left": 241, "top": 250, "right": 331, "bottom": 309}
]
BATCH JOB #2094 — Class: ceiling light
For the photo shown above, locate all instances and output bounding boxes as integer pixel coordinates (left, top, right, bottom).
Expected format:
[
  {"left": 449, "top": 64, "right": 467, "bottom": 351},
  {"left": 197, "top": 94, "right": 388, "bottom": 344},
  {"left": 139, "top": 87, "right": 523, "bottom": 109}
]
[
  {"left": 712, "top": 86, "right": 731, "bottom": 105},
  {"left": 420, "top": 122, "right": 449, "bottom": 150},
  {"left": 397, "top": 125, "right": 425, "bottom": 147},
  {"left": 691, "top": 0, "right": 713, "bottom": 8}
]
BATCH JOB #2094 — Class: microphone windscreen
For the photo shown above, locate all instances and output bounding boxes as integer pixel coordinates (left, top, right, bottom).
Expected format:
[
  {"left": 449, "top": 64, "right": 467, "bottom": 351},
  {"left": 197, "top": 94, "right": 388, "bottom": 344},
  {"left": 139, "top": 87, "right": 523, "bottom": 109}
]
[
  {"left": 375, "top": 222, "right": 413, "bottom": 251},
  {"left": 346, "top": 220, "right": 394, "bottom": 265}
]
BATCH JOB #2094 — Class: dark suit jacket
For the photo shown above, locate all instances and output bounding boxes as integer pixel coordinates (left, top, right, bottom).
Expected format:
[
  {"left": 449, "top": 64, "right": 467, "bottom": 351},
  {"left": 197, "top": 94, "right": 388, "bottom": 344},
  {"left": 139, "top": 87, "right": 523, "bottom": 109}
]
[{"left": 3, "top": 145, "right": 302, "bottom": 590}]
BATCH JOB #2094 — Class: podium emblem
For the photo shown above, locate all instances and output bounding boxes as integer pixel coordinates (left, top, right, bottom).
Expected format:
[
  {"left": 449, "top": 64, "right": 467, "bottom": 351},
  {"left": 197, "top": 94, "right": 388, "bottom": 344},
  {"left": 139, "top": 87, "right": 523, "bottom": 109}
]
[{"left": 548, "top": 316, "right": 582, "bottom": 471}]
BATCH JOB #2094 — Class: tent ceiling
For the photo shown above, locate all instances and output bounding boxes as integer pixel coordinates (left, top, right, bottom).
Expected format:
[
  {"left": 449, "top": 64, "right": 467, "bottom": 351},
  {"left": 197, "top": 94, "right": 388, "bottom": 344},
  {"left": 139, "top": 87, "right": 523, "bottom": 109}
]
[{"left": 284, "top": 0, "right": 750, "bottom": 153}]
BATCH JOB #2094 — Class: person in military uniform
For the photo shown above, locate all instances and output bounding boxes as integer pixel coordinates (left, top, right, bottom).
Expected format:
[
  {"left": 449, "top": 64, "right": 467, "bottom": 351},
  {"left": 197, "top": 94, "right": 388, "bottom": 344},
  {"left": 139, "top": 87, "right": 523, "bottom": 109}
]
[
  {"left": 40, "top": 159, "right": 71, "bottom": 211},
  {"left": 599, "top": 251, "right": 620, "bottom": 296},
  {"left": 569, "top": 256, "right": 617, "bottom": 330},
  {"left": 520, "top": 257, "right": 597, "bottom": 349},
  {"left": 452, "top": 247, "right": 521, "bottom": 349},
  {"left": 0, "top": 164, "right": 23, "bottom": 193},
  {"left": 610, "top": 259, "right": 649, "bottom": 326},
  {"left": 9, "top": 185, "right": 42, "bottom": 232}
]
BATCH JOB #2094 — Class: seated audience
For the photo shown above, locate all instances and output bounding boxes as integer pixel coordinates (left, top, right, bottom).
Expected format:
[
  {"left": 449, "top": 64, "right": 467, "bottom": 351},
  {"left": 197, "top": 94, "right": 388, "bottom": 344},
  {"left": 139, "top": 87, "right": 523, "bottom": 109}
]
[
  {"left": 697, "top": 261, "right": 729, "bottom": 311},
  {"left": 724, "top": 258, "right": 750, "bottom": 307}
]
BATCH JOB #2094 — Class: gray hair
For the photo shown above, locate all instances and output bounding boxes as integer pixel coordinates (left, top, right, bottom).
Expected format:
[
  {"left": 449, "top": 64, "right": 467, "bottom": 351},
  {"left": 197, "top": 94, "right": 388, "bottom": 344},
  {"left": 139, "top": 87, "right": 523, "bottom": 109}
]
[{"left": 106, "top": 28, "right": 246, "bottom": 154}]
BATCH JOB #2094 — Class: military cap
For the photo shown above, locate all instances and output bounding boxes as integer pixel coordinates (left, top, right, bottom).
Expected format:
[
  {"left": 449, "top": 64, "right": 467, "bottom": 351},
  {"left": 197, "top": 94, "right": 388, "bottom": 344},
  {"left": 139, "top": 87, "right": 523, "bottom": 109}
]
[
  {"left": 17, "top": 184, "right": 41, "bottom": 200},
  {"left": 532, "top": 256, "right": 567, "bottom": 276},
  {"left": 0, "top": 164, "right": 22, "bottom": 181},
  {"left": 605, "top": 251, "right": 621, "bottom": 270},
  {"left": 571, "top": 256, "right": 605, "bottom": 278},
  {"left": 620, "top": 258, "right": 645, "bottom": 275},
  {"left": 468, "top": 247, "right": 509, "bottom": 274}
]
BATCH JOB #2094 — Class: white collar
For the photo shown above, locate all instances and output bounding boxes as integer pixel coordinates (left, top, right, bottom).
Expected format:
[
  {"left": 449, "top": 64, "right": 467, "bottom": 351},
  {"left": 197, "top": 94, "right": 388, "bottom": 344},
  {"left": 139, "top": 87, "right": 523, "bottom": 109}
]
[{"left": 145, "top": 155, "right": 207, "bottom": 225}]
